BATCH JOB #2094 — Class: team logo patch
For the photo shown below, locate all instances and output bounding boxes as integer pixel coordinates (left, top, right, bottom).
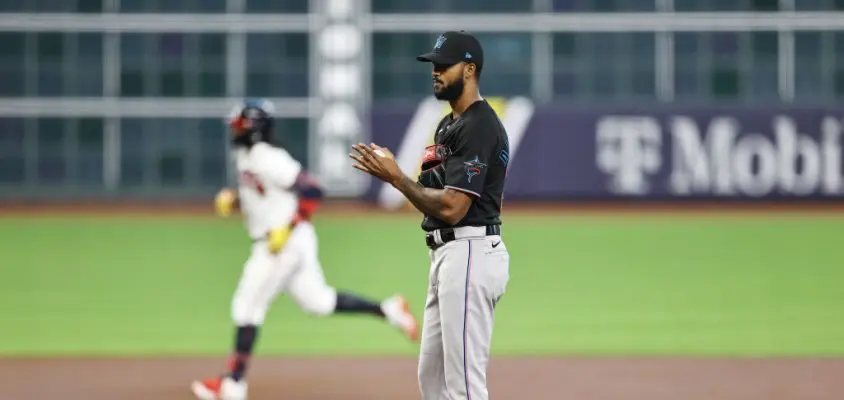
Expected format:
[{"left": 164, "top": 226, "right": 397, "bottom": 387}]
[
  {"left": 434, "top": 35, "right": 446, "bottom": 49},
  {"left": 463, "top": 156, "right": 486, "bottom": 183},
  {"left": 498, "top": 150, "right": 509, "bottom": 167}
]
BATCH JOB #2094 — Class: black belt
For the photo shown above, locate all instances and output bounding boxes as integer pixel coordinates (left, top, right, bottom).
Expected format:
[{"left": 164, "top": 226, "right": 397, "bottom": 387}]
[{"left": 425, "top": 225, "right": 500, "bottom": 249}]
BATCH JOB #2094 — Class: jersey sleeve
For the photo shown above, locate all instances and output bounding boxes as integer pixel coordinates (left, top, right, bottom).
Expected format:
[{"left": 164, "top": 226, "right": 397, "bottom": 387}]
[
  {"left": 263, "top": 146, "right": 303, "bottom": 189},
  {"left": 442, "top": 122, "right": 497, "bottom": 199}
]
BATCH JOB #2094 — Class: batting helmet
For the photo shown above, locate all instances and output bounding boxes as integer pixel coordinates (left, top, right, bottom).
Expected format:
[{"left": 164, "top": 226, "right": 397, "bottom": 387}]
[{"left": 226, "top": 98, "right": 276, "bottom": 147}]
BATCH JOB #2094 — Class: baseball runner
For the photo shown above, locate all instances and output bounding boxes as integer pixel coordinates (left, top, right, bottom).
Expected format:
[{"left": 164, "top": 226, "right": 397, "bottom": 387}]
[
  {"left": 191, "top": 99, "right": 420, "bottom": 400},
  {"left": 350, "top": 31, "right": 510, "bottom": 400}
]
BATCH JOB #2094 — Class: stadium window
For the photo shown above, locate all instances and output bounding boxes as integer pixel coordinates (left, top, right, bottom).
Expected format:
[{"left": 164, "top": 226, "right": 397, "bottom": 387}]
[
  {"left": 751, "top": 0, "right": 779, "bottom": 11},
  {"left": 836, "top": 70, "right": 844, "bottom": 99},
  {"left": 77, "top": 0, "right": 103, "bottom": 12},
  {"left": 710, "top": 68, "right": 741, "bottom": 99}
]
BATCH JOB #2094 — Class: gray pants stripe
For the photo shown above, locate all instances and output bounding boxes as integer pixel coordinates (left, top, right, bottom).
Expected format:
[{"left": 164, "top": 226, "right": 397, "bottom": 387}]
[{"left": 462, "top": 240, "right": 473, "bottom": 400}]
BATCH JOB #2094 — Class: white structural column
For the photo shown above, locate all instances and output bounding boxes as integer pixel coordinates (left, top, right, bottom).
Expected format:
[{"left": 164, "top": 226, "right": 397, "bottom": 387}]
[
  {"left": 102, "top": 0, "right": 121, "bottom": 191},
  {"left": 308, "top": 0, "right": 370, "bottom": 196},
  {"left": 656, "top": 0, "right": 675, "bottom": 102},
  {"left": 779, "top": 0, "right": 795, "bottom": 102},
  {"left": 531, "top": 0, "right": 554, "bottom": 103},
  {"left": 224, "top": 0, "right": 247, "bottom": 187}
]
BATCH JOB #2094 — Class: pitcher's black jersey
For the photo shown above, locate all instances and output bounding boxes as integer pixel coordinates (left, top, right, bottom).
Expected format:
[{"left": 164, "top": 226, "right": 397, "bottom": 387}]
[{"left": 419, "top": 99, "right": 509, "bottom": 232}]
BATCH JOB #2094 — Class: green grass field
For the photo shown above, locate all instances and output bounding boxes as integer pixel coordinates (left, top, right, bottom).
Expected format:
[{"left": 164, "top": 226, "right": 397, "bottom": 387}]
[{"left": 2, "top": 212, "right": 843, "bottom": 357}]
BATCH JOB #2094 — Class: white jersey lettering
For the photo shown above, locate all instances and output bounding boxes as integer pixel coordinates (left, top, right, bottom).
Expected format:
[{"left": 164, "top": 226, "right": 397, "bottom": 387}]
[{"left": 234, "top": 142, "right": 302, "bottom": 239}]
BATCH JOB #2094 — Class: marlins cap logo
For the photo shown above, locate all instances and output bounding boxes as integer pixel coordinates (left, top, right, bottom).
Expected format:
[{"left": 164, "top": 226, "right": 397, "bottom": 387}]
[{"left": 434, "top": 35, "right": 446, "bottom": 49}]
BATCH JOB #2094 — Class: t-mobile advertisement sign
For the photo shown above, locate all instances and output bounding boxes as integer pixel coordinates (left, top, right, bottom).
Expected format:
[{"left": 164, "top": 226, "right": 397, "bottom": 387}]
[
  {"left": 367, "top": 100, "right": 844, "bottom": 202},
  {"left": 596, "top": 113, "right": 844, "bottom": 198}
]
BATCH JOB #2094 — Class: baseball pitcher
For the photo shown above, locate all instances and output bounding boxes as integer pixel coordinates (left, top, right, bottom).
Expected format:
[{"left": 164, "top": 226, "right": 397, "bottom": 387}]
[
  {"left": 191, "top": 99, "right": 420, "bottom": 400},
  {"left": 350, "top": 31, "right": 511, "bottom": 400}
]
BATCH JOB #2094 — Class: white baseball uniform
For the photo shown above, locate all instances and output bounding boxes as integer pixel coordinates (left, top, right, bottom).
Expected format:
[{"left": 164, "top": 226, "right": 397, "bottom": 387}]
[{"left": 230, "top": 142, "right": 338, "bottom": 326}]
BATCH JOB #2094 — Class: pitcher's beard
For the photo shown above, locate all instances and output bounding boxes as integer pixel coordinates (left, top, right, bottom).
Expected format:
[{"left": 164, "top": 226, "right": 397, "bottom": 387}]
[{"left": 434, "top": 78, "right": 465, "bottom": 101}]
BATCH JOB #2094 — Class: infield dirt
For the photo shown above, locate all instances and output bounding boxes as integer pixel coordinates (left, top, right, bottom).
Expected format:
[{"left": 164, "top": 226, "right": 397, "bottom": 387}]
[{"left": 3, "top": 356, "right": 843, "bottom": 400}]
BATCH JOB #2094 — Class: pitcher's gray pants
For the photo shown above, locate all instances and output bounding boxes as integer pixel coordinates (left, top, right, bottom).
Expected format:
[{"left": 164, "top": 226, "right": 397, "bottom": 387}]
[{"left": 418, "top": 226, "right": 510, "bottom": 400}]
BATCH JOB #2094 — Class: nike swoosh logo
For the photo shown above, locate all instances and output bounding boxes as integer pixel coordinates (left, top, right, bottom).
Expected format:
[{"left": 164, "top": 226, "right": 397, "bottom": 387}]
[{"left": 491, "top": 241, "right": 501, "bottom": 248}]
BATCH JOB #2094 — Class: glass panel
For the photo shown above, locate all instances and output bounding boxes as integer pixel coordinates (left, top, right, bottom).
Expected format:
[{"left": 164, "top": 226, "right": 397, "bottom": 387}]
[
  {"left": 119, "top": 118, "right": 229, "bottom": 187},
  {"left": 36, "top": 32, "right": 65, "bottom": 61},
  {"left": 675, "top": 0, "right": 784, "bottom": 10},
  {"left": 0, "top": 119, "right": 25, "bottom": 153},
  {"left": 837, "top": 33, "right": 844, "bottom": 98},
  {"left": 35, "top": 118, "right": 66, "bottom": 183},
  {"left": 246, "top": 0, "right": 309, "bottom": 12},
  {"left": 198, "top": 119, "right": 228, "bottom": 186},
  {"left": 552, "top": 70, "right": 577, "bottom": 98},
  {"left": 553, "top": 0, "right": 655, "bottom": 11},
  {"left": 0, "top": 118, "right": 103, "bottom": 184},
  {"left": 836, "top": 32, "right": 844, "bottom": 65},
  {"left": 246, "top": 34, "right": 310, "bottom": 97},
  {"left": 373, "top": 0, "right": 531, "bottom": 13},
  {"left": 836, "top": 70, "right": 844, "bottom": 99},
  {"left": 120, "top": 33, "right": 226, "bottom": 97},
  {"left": 632, "top": 70, "right": 656, "bottom": 97},
  {"left": 0, "top": 118, "right": 26, "bottom": 183},
  {"left": 158, "top": 153, "right": 185, "bottom": 185},
  {"left": 794, "top": 32, "right": 832, "bottom": 101},
  {"left": 275, "top": 118, "right": 310, "bottom": 168},
  {"left": 119, "top": 119, "right": 146, "bottom": 186},
  {"left": 795, "top": 59, "right": 825, "bottom": 100},
  {"left": 745, "top": 32, "right": 779, "bottom": 100},
  {"left": 745, "top": 65, "right": 778, "bottom": 99},
  {"left": 77, "top": 0, "right": 102, "bottom": 12},
  {"left": 475, "top": 33, "right": 532, "bottom": 97},
  {"left": 0, "top": 32, "right": 25, "bottom": 96},
  {"left": 76, "top": 151, "right": 103, "bottom": 185},
  {"left": 371, "top": 32, "right": 438, "bottom": 100},
  {"left": 0, "top": 32, "right": 25, "bottom": 57},
  {"left": 674, "top": 32, "right": 699, "bottom": 60},
  {"left": 37, "top": 119, "right": 65, "bottom": 153},
  {"left": 674, "top": 69, "right": 708, "bottom": 99},
  {"left": 27, "top": 33, "right": 104, "bottom": 96},
  {"left": 553, "top": 32, "right": 655, "bottom": 101},
  {"left": 795, "top": 0, "right": 838, "bottom": 10},
  {"left": 0, "top": 118, "right": 25, "bottom": 183},
  {"left": 75, "top": 118, "right": 104, "bottom": 184},
  {"left": 198, "top": 71, "right": 226, "bottom": 97},
  {"left": 750, "top": 0, "right": 779, "bottom": 11},
  {"left": 77, "top": 118, "right": 104, "bottom": 153},
  {"left": 751, "top": 31, "right": 778, "bottom": 60},
  {"left": 675, "top": 0, "right": 752, "bottom": 11},
  {"left": 0, "top": 0, "right": 84, "bottom": 12},
  {"left": 0, "top": 154, "right": 24, "bottom": 183},
  {"left": 795, "top": 32, "right": 823, "bottom": 60},
  {"left": 711, "top": 32, "right": 740, "bottom": 59},
  {"left": 120, "top": 0, "right": 226, "bottom": 12},
  {"left": 35, "top": 33, "right": 65, "bottom": 96},
  {"left": 710, "top": 67, "right": 741, "bottom": 99},
  {"left": 673, "top": 32, "right": 782, "bottom": 101}
]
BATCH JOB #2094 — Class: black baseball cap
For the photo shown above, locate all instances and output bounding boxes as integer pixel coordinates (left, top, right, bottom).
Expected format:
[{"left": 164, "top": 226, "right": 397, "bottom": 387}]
[{"left": 416, "top": 30, "right": 484, "bottom": 71}]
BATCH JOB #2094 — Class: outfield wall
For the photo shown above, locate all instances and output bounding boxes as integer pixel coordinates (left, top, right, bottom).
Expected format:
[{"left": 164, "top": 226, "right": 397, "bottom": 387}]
[{"left": 2, "top": 100, "right": 843, "bottom": 209}]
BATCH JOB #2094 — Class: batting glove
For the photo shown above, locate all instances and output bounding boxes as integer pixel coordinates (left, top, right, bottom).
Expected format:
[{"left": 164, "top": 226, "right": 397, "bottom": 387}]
[
  {"left": 214, "top": 188, "right": 237, "bottom": 217},
  {"left": 267, "top": 225, "right": 293, "bottom": 254}
]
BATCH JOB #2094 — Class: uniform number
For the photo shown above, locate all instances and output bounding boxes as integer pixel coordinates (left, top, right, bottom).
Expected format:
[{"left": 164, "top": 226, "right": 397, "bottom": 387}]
[{"left": 240, "top": 171, "right": 266, "bottom": 195}]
